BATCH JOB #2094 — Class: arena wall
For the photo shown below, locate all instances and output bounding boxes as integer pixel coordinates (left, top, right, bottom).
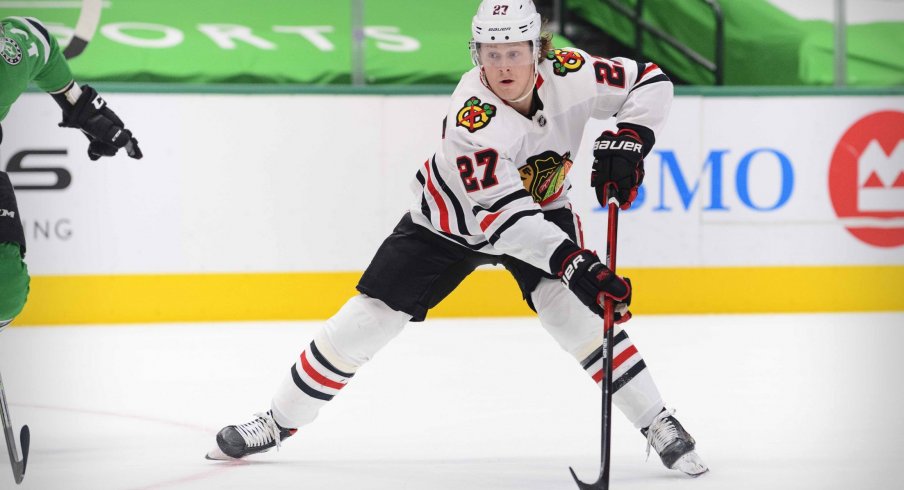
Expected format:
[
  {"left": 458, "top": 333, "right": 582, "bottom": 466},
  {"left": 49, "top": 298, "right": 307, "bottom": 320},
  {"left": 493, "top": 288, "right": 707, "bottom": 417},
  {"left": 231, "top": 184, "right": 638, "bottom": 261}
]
[{"left": 6, "top": 91, "right": 903, "bottom": 324}]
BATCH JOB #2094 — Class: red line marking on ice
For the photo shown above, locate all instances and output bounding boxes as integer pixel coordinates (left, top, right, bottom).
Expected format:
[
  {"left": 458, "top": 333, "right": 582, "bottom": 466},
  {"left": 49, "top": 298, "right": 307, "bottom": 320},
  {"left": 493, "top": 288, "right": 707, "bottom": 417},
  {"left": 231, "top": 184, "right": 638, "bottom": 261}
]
[{"left": 14, "top": 403, "right": 248, "bottom": 489}]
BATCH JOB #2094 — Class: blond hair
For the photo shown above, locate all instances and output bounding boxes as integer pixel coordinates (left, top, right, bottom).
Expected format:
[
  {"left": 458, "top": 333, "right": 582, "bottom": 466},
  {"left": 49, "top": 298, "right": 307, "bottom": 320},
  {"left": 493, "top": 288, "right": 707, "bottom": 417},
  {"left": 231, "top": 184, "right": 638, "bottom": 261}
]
[{"left": 538, "top": 31, "right": 554, "bottom": 60}]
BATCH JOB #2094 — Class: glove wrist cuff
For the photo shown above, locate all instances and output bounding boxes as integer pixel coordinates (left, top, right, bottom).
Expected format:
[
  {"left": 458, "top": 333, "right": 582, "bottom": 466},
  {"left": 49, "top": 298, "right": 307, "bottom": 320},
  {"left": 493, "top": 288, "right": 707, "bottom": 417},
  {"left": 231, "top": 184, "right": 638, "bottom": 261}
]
[
  {"left": 550, "top": 240, "right": 583, "bottom": 276},
  {"left": 615, "top": 122, "right": 655, "bottom": 156}
]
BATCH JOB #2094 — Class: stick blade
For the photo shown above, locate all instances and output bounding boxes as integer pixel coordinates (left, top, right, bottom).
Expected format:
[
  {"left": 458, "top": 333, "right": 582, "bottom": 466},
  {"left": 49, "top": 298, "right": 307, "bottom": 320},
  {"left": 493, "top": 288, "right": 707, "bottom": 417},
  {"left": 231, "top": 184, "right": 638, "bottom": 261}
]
[
  {"left": 63, "top": 37, "right": 89, "bottom": 60},
  {"left": 18, "top": 425, "right": 28, "bottom": 471},
  {"left": 10, "top": 425, "right": 29, "bottom": 484},
  {"left": 568, "top": 466, "right": 608, "bottom": 490}
]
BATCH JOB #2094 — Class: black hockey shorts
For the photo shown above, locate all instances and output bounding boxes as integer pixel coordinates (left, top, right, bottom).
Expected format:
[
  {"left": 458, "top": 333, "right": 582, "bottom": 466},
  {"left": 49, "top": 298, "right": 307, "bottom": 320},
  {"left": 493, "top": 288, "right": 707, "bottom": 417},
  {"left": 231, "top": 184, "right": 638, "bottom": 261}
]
[{"left": 356, "top": 209, "right": 579, "bottom": 321}]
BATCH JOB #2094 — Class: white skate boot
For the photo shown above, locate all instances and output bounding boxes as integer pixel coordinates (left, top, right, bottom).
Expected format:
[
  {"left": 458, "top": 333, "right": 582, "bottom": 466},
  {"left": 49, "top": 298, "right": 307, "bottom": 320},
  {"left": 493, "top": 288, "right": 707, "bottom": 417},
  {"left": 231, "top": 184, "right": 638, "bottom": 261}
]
[{"left": 641, "top": 408, "right": 709, "bottom": 477}]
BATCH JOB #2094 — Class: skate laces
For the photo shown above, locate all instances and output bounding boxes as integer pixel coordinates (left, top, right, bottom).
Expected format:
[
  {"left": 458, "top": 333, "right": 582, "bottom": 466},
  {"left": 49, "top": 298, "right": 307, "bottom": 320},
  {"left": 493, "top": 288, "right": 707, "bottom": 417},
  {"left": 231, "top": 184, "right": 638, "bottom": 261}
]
[
  {"left": 645, "top": 408, "right": 678, "bottom": 461},
  {"left": 235, "top": 412, "right": 283, "bottom": 451}
]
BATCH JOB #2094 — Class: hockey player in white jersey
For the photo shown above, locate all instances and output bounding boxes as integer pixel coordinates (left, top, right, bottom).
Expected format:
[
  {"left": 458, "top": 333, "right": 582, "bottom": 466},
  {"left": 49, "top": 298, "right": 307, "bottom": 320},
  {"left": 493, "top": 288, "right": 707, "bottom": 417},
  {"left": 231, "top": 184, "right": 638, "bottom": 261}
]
[{"left": 209, "top": 0, "right": 707, "bottom": 477}]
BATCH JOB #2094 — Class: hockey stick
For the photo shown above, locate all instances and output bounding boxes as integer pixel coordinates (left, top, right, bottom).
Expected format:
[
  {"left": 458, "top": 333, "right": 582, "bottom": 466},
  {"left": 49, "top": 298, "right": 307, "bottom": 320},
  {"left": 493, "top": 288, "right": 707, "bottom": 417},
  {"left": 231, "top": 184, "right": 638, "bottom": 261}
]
[
  {"left": 63, "top": 0, "right": 102, "bottom": 59},
  {"left": 569, "top": 184, "right": 620, "bottom": 490},
  {"left": 0, "top": 368, "right": 29, "bottom": 485}
]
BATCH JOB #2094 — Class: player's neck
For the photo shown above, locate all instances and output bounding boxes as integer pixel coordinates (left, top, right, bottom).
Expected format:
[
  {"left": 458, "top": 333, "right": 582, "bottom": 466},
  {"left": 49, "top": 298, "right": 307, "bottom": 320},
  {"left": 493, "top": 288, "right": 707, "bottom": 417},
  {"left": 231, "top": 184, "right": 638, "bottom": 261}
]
[{"left": 508, "top": 92, "right": 533, "bottom": 116}]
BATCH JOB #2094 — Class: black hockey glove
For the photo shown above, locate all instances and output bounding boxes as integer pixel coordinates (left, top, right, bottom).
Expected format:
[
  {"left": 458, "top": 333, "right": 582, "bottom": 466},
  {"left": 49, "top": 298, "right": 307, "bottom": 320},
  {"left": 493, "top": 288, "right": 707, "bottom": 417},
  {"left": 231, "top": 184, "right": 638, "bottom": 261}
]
[
  {"left": 59, "top": 85, "right": 143, "bottom": 161},
  {"left": 0, "top": 172, "right": 26, "bottom": 256},
  {"left": 552, "top": 241, "right": 632, "bottom": 322},
  {"left": 591, "top": 128, "right": 646, "bottom": 210}
]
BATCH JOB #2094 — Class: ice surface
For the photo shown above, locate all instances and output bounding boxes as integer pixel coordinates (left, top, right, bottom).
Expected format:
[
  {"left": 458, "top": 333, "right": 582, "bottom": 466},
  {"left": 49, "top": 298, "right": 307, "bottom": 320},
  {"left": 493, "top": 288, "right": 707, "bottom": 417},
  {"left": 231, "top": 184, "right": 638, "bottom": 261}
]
[{"left": 1, "top": 312, "right": 902, "bottom": 489}]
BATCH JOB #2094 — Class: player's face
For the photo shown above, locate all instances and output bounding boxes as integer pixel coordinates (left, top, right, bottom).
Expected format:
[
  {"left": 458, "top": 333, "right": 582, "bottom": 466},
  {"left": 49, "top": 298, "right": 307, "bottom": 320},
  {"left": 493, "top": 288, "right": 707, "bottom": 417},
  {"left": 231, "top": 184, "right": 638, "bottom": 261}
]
[{"left": 478, "top": 42, "right": 535, "bottom": 102}]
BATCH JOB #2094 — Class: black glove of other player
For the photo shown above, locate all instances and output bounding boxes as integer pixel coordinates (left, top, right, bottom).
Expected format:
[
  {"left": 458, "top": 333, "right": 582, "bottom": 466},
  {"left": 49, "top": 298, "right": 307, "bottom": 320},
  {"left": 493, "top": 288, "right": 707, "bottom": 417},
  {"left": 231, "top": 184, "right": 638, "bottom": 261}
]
[
  {"left": 552, "top": 242, "right": 632, "bottom": 322},
  {"left": 59, "top": 85, "right": 142, "bottom": 161},
  {"left": 591, "top": 128, "right": 645, "bottom": 210}
]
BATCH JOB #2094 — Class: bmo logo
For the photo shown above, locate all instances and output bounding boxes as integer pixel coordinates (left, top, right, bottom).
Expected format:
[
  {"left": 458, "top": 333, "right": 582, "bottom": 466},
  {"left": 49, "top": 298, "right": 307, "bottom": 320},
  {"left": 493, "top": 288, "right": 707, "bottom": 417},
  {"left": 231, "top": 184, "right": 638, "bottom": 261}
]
[{"left": 829, "top": 111, "right": 904, "bottom": 248}]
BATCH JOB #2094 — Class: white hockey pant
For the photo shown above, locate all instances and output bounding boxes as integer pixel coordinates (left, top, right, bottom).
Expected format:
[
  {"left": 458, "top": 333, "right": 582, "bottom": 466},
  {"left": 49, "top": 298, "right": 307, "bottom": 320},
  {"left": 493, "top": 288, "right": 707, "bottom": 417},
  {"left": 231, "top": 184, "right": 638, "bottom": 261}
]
[
  {"left": 271, "top": 280, "right": 665, "bottom": 431},
  {"left": 271, "top": 294, "right": 411, "bottom": 429},
  {"left": 532, "top": 278, "right": 665, "bottom": 429}
]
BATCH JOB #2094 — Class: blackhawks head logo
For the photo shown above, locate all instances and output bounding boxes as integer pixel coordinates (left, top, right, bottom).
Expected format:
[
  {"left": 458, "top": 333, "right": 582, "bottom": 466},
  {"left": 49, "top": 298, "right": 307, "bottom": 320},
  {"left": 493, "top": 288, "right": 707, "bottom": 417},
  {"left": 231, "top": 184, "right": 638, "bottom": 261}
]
[
  {"left": 456, "top": 96, "right": 497, "bottom": 133},
  {"left": 546, "top": 49, "right": 584, "bottom": 76},
  {"left": 1, "top": 37, "right": 22, "bottom": 65},
  {"left": 519, "top": 151, "right": 574, "bottom": 204}
]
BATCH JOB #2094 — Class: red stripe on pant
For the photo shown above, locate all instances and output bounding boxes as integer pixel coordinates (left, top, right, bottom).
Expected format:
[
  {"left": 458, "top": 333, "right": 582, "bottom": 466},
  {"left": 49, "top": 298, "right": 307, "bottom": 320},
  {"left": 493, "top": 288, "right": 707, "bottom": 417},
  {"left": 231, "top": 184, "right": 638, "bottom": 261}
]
[
  {"left": 591, "top": 345, "right": 638, "bottom": 383},
  {"left": 301, "top": 351, "right": 346, "bottom": 390}
]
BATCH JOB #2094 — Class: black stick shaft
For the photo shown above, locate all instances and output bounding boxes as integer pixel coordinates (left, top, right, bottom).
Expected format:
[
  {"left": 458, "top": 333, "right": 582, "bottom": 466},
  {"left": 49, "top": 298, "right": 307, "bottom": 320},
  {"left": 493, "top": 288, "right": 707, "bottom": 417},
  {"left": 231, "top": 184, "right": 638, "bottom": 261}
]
[
  {"left": 0, "top": 368, "right": 28, "bottom": 484},
  {"left": 601, "top": 188, "right": 620, "bottom": 484},
  {"left": 569, "top": 185, "right": 620, "bottom": 490}
]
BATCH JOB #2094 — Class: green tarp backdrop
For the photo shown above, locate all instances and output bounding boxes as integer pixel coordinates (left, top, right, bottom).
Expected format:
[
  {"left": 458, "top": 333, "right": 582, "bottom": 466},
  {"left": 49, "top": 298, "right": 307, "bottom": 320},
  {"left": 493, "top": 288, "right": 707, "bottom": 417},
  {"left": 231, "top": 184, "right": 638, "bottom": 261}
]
[
  {"left": 0, "top": 0, "right": 488, "bottom": 85},
  {"left": 568, "top": 0, "right": 904, "bottom": 86},
  {"left": 2, "top": 0, "right": 901, "bottom": 86}
]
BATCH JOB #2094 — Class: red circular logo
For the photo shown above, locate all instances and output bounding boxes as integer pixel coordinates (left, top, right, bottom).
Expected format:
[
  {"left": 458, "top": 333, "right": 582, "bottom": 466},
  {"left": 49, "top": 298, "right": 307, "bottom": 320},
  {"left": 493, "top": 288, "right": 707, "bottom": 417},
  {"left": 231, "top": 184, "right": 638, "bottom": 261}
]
[{"left": 828, "top": 111, "right": 904, "bottom": 248}]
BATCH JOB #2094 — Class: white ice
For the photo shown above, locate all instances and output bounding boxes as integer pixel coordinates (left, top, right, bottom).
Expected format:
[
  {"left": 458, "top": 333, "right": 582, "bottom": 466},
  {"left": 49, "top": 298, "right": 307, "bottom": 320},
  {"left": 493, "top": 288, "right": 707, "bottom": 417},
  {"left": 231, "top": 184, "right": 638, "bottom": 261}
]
[{"left": 1, "top": 312, "right": 902, "bottom": 490}]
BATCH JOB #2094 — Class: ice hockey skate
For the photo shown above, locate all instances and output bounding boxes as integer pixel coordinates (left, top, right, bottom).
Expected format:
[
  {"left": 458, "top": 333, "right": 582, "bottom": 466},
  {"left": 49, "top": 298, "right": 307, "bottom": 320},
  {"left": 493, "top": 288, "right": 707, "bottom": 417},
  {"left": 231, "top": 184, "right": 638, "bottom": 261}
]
[
  {"left": 206, "top": 411, "right": 296, "bottom": 460},
  {"left": 641, "top": 408, "right": 709, "bottom": 477}
]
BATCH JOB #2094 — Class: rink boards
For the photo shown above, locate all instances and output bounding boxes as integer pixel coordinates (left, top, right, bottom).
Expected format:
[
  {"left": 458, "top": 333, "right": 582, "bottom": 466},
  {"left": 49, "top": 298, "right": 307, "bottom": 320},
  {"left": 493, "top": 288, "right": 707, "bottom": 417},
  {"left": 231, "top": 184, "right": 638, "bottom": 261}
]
[{"left": 4, "top": 91, "right": 903, "bottom": 324}]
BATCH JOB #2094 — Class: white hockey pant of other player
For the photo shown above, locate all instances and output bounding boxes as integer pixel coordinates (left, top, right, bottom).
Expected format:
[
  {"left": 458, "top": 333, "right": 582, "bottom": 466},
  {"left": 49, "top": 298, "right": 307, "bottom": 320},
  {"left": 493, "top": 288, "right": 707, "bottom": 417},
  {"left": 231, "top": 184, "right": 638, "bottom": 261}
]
[{"left": 532, "top": 278, "right": 665, "bottom": 429}]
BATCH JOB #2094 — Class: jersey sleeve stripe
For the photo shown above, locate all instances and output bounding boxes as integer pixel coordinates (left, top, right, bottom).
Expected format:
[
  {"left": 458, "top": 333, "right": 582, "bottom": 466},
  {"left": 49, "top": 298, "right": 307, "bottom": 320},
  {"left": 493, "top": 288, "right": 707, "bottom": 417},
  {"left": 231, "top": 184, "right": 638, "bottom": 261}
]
[
  {"left": 479, "top": 211, "right": 503, "bottom": 231},
  {"left": 415, "top": 171, "right": 436, "bottom": 222},
  {"left": 572, "top": 211, "right": 585, "bottom": 248},
  {"left": 640, "top": 63, "right": 660, "bottom": 80},
  {"left": 49, "top": 80, "right": 75, "bottom": 95},
  {"left": 487, "top": 209, "right": 543, "bottom": 245},
  {"left": 9, "top": 16, "right": 50, "bottom": 64},
  {"left": 420, "top": 195, "right": 433, "bottom": 222},
  {"left": 423, "top": 160, "right": 451, "bottom": 233},
  {"left": 471, "top": 189, "right": 532, "bottom": 215},
  {"left": 24, "top": 17, "right": 52, "bottom": 45},
  {"left": 634, "top": 61, "right": 647, "bottom": 85},
  {"left": 629, "top": 73, "right": 671, "bottom": 93},
  {"left": 430, "top": 156, "right": 474, "bottom": 237}
]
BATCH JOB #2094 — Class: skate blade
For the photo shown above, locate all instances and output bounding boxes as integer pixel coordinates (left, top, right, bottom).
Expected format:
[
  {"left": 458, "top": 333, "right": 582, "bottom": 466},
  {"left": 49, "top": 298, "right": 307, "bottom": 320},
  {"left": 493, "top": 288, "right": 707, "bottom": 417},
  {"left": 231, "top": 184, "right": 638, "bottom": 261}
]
[
  {"left": 205, "top": 446, "right": 237, "bottom": 461},
  {"left": 673, "top": 451, "right": 709, "bottom": 477}
]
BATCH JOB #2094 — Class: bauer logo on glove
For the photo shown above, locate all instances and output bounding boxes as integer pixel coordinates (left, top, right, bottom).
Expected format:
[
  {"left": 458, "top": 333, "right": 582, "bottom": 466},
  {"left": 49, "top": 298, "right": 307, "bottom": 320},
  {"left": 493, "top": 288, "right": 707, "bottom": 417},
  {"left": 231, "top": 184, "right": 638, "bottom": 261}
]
[
  {"left": 593, "top": 138, "right": 643, "bottom": 154},
  {"left": 591, "top": 128, "right": 647, "bottom": 210}
]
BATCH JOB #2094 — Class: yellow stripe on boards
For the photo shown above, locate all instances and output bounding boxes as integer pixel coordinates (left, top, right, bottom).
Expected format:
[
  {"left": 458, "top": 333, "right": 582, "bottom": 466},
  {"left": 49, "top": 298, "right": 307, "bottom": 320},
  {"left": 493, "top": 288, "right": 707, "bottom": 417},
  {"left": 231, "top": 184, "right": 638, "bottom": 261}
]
[
  {"left": 628, "top": 265, "right": 904, "bottom": 314},
  {"left": 13, "top": 266, "right": 904, "bottom": 326}
]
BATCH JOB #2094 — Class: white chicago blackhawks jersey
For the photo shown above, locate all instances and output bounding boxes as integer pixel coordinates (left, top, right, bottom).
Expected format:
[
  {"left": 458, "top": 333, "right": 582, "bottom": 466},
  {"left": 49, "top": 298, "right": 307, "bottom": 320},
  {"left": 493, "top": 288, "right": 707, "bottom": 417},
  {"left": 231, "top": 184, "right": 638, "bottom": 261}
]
[{"left": 409, "top": 47, "right": 672, "bottom": 274}]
